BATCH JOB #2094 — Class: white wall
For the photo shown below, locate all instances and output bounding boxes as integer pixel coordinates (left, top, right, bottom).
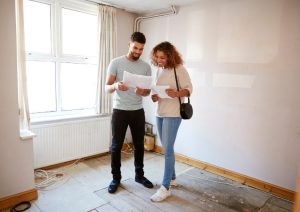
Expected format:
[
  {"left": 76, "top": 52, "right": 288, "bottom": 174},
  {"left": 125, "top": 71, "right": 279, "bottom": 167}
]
[
  {"left": 116, "top": 9, "right": 136, "bottom": 56},
  {"left": 141, "top": 0, "right": 300, "bottom": 191},
  {"left": 0, "top": 0, "right": 35, "bottom": 198}
]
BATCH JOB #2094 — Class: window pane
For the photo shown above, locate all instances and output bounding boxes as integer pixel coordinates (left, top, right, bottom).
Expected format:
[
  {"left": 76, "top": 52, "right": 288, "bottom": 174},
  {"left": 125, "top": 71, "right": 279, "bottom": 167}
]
[
  {"left": 26, "top": 61, "right": 56, "bottom": 113},
  {"left": 62, "top": 8, "right": 97, "bottom": 56},
  {"left": 60, "top": 63, "right": 98, "bottom": 110},
  {"left": 23, "top": 0, "right": 51, "bottom": 54}
]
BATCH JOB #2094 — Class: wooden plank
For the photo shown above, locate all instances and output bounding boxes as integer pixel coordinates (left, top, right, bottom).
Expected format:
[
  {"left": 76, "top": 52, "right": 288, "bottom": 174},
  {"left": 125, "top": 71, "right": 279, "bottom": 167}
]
[
  {"left": 95, "top": 183, "right": 161, "bottom": 211},
  {"left": 121, "top": 178, "right": 235, "bottom": 212},
  {"left": 37, "top": 152, "right": 109, "bottom": 170},
  {"left": 153, "top": 145, "right": 295, "bottom": 202},
  {"left": 96, "top": 203, "right": 120, "bottom": 212},
  {"left": 0, "top": 188, "right": 37, "bottom": 210},
  {"left": 293, "top": 168, "right": 300, "bottom": 211}
]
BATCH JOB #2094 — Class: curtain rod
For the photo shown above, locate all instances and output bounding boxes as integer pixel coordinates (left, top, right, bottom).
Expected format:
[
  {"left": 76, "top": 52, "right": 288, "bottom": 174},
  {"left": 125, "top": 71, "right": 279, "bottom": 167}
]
[{"left": 85, "top": 0, "right": 120, "bottom": 9}]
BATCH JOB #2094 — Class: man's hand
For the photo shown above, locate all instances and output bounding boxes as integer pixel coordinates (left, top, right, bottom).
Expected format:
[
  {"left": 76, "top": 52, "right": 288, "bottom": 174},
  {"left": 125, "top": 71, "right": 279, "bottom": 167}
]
[
  {"left": 115, "top": 82, "right": 128, "bottom": 91},
  {"left": 135, "top": 87, "right": 151, "bottom": 96},
  {"left": 151, "top": 94, "right": 160, "bottom": 102},
  {"left": 106, "top": 75, "right": 129, "bottom": 93}
]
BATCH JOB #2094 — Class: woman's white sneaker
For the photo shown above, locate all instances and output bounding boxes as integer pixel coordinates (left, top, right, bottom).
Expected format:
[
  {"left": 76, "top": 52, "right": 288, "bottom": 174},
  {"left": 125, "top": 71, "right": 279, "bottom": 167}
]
[
  {"left": 150, "top": 186, "right": 171, "bottom": 202},
  {"left": 170, "top": 179, "right": 178, "bottom": 187}
]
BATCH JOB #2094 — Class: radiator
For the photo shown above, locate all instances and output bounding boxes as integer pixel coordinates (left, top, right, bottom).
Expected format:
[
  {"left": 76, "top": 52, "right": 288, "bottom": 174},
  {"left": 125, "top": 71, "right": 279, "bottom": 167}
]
[{"left": 31, "top": 116, "right": 111, "bottom": 168}]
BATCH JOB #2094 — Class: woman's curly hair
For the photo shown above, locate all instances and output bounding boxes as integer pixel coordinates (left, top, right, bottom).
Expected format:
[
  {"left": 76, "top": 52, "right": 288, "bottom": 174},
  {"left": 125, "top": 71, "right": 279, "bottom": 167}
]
[{"left": 150, "top": 41, "right": 183, "bottom": 69}]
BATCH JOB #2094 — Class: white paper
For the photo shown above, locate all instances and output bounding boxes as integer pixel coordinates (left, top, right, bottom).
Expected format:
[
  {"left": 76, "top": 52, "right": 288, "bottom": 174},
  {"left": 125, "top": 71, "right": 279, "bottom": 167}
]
[
  {"left": 122, "top": 71, "right": 153, "bottom": 89},
  {"left": 151, "top": 85, "right": 172, "bottom": 99}
]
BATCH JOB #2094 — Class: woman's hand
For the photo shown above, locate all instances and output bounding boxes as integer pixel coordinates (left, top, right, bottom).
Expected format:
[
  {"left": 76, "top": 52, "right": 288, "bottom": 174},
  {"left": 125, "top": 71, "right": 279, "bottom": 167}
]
[
  {"left": 135, "top": 87, "right": 151, "bottom": 96},
  {"left": 166, "top": 88, "right": 178, "bottom": 98},
  {"left": 151, "top": 94, "right": 160, "bottom": 102}
]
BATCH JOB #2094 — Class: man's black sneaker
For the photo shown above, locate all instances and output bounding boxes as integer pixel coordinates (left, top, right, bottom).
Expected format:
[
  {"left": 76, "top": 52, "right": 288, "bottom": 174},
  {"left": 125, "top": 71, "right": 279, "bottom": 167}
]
[
  {"left": 135, "top": 176, "right": 153, "bottom": 188},
  {"left": 108, "top": 179, "right": 120, "bottom": 193}
]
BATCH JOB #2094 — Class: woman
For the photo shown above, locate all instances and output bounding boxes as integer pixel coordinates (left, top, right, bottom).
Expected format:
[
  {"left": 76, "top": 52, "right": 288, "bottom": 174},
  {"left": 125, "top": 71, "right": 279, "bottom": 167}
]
[{"left": 150, "top": 41, "right": 193, "bottom": 202}]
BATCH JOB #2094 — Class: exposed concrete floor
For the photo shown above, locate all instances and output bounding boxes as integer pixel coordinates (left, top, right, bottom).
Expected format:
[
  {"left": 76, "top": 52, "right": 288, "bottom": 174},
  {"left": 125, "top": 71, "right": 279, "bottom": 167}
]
[{"left": 2, "top": 151, "right": 294, "bottom": 211}]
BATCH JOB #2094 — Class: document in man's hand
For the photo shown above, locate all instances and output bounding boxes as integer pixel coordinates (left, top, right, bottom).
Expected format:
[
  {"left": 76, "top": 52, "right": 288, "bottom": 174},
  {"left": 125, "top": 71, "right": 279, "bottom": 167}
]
[
  {"left": 122, "top": 71, "right": 153, "bottom": 89},
  {"left": 151, "top": 85, "right": 172, "bottom": 99}
]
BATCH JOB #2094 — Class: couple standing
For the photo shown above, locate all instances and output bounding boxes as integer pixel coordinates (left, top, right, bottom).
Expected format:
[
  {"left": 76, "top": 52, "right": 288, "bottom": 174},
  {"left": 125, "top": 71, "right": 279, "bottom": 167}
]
[{"left": 105, "top": 32, "right": 193, "bottom": 202}]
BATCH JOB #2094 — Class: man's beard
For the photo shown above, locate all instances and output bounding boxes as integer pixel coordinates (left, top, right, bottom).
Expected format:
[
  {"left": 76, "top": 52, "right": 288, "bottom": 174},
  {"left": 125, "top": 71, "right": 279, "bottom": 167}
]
[{"left": 129, "top": 51, "right": 141, "bottom": 61}]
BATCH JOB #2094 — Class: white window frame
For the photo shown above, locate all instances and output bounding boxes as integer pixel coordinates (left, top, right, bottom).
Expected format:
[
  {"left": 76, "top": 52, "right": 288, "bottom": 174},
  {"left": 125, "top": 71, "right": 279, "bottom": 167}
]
[{"left": 25, "top": 0, "right": 100, "bottom": 122}]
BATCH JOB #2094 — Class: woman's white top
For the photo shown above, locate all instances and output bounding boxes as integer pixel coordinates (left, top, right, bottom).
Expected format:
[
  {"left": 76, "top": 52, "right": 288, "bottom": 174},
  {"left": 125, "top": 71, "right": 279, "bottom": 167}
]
[{"left": 155, "top": 65, "right": 193, "bottom": 117}]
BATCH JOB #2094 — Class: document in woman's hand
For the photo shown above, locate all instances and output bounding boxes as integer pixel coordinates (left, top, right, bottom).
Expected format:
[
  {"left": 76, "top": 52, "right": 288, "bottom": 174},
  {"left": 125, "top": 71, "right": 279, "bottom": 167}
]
[{"left": 151, "top": 85, "right": 172, "bottom": 99}]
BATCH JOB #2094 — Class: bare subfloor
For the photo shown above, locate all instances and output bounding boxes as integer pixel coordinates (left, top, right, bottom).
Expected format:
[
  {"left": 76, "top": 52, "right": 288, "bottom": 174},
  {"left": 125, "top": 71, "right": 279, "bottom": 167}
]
[{"left": 3, "top": 152, "right": 294, "bottom": 212}]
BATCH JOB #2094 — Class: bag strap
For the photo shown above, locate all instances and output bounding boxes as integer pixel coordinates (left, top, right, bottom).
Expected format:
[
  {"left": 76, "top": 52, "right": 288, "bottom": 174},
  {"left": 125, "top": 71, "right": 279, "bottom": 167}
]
[
  {"left": 174, "top": 68, "right": 182, "bottom": 105},
  {"left": 174, "top": 68, "right": 191, "bottom": 104}
]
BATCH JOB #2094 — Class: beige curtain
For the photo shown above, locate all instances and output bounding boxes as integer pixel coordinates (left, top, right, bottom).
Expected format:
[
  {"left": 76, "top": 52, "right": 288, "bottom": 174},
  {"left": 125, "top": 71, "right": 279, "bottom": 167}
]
[
  {"left": 96, "top": 5, "right": 117, "bottom": 114},
  {"left": 16, "top": 0, "right": 30, "bottom": 130}
]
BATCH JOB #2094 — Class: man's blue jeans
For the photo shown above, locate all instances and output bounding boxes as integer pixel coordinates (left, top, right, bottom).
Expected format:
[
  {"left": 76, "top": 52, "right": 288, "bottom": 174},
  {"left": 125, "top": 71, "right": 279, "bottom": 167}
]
[{"left": 156, "top": 116, "right": 182, "bottom": 189}]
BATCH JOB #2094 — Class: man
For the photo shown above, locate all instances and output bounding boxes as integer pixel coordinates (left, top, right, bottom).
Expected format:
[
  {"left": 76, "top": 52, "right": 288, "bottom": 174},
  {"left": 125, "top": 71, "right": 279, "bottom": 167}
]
[{"left": 105, "top": 32, "right": 153, "bottom": 193}]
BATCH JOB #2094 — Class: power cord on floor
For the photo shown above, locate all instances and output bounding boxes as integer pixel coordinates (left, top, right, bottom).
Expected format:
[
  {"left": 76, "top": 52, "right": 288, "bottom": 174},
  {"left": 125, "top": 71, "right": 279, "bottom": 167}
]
[
  {"left": 34, "top": 158, "right": 82, "bottom": 190},
  {"left": 10, "top": 201, "right": 31, "bottom": 212}
]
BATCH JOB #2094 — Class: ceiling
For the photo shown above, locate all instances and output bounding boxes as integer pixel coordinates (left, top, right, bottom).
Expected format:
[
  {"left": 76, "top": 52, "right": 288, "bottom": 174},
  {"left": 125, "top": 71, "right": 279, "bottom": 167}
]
[{"left": 91, "top": 0, "right": 202, "bottom": 14}]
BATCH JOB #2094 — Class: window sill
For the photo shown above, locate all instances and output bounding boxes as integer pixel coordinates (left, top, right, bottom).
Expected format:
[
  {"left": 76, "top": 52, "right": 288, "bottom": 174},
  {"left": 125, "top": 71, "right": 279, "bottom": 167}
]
[
  {"left": 20, "top": 129, "right": 36, "bottom": 141},
  {"left": 30, "top": 113, "right": 111, "bottom": 126}
]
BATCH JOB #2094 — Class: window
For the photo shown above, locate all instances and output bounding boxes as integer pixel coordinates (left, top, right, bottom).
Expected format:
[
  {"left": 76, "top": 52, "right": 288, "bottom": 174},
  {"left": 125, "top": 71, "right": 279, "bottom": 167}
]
[{"left": 23, "top": 0, "right": 99, "bottom": 121}]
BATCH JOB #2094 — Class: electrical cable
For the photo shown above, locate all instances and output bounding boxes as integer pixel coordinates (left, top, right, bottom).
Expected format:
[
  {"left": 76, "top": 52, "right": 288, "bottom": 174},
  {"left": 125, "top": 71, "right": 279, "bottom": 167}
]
[
  {"left": 10, "top": 201, "right": 31, "bottom": 212},
  {"left": 34, "top": 158, "right": 81, "bottom": 190}
]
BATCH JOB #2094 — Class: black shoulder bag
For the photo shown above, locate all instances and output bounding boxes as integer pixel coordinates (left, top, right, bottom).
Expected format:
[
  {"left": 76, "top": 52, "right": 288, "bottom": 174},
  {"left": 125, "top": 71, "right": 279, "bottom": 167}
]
[{"left": 174, "top": 68, "right": 193, "bottom": 119}]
